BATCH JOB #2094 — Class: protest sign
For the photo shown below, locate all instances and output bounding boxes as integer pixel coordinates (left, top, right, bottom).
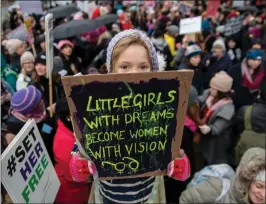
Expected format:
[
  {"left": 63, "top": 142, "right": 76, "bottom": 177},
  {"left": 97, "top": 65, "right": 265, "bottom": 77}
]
[
  {"left": 19, "top": 1, "right": 44, "bottom": 15},
  {"left": 177, "top": 1, "right": 193, "bottom": 15},
  {"left": 45, "top": 13, "right": 54, "bottom": 117},
  {"left": 179, "top": 16, "right": 202, "bottom": 35},
  {"left": 62, "top": 71, "right": 193, "bottom": 180},
  {"left": 76, "top": 0, "right": 89, "bottom": 14},
  {"left": 206, "top": 0, "right": 221, "bottom": 17},
  {"left": 6, "top": 24, "right": 27, "bottom": 41},
  {"left": 224, "top": 14, "right": 245, "bottom": 36},
  {"left": 233, "top": 0, "right": 245, "bottom": 7},
  {"left": 1, "top": 119, "right": 60, "bottom": 204}
]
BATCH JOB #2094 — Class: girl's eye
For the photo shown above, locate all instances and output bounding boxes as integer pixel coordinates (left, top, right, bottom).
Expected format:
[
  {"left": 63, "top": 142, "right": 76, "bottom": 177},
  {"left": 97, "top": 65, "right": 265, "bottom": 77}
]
[
  {"left": 119, "top": 65, "right": 128, "bottom": 70},
  {"left": 140, "top": 65, "right": 148, "bottom": 70}
]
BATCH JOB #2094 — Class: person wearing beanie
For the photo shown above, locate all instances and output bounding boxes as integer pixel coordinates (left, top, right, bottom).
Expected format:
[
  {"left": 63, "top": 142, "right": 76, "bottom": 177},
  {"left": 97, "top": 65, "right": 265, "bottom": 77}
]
[
  {"left": 180, "top": 147, "right": 265, "bottom": 204},
  {"left": 202, "top": 37, "right": 232, "bottom": 90},
  {"left": 2, "top": 39, "right": 26, "bottom": 72},
  {"left": 53, "top": 98, "right": 91, "bottom": 203},
  {"left": 69, "top": 29, "right": 191, "bottom": 204},
  {"left": 16, "top": 51, "right": 35, "bottom": 91},
  {"left": 53, "top": 39, "right": 82, "bottom": 76},
  {"left": 197, "top": 71, "right": 235, "bottom": 165},
  {"left": 164, "top": 25, "right": 179, "bottom": 57},
  {"left": 228, "top": 49, "right": 265, "bottom": 111},
  {"left": 30, "top": 52, "right": 58, "bottom": 108},
  {"left": 178, "top": 41, "right": 204, "bottom": 94}
]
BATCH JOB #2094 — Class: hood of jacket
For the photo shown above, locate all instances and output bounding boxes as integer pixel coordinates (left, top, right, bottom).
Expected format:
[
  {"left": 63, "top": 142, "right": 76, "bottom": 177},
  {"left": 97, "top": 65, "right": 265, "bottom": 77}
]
[
  {"left": 151, "top": 37, "right": 168, "bottom": 52},
  {"left": 232, "top": 147, "right": 265, "bottom": 203}
]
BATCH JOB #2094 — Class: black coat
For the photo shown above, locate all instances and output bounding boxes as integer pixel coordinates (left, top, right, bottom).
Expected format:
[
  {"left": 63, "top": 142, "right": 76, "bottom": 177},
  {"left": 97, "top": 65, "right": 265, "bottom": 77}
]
[{"left": 228, "top": 63, "right": 260, "bottom": 111}]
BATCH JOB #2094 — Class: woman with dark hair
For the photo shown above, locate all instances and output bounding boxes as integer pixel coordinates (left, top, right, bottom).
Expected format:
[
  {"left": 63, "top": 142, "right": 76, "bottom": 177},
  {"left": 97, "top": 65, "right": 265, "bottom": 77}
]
[
  {"left": 228, "top": 49, "right": 265, "bottom": 111},
  {"left": 198, "top": 71, "right": 235, "bottom": 166}
]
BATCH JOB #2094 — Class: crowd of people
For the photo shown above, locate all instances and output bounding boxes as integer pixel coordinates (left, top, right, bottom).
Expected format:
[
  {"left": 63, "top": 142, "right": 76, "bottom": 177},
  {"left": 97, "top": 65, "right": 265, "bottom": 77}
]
[{"left": 1, "top": 0, "right": 265, "bottom": 204}]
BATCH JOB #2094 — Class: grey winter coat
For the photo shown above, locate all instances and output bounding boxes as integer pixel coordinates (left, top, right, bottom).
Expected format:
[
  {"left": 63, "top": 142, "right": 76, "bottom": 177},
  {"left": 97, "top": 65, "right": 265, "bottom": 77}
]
[
  {"left": 198, "top": 90, "right": 235, "bottom": 164},
  {"left": 180, "top": 147, "right": 265, "bottom": 203}
]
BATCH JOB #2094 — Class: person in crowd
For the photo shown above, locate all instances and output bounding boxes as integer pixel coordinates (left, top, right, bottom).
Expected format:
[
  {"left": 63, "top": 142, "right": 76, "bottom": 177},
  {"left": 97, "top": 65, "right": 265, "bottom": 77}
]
[
  {"left": 2, "top": 39, "right": 26, "bottom": 72},
  {"left": 16, "top": 51, "right": 35, "bottom": 90},
  {"left": 235, "top": 76, "right": 266, "bottom": 164},
  {"left": 1, "top": 52, "right": 17, "bottom": 92},
  {"left": 54, "top": 40, "right": 82, "bottom": 76},
  {"left": 69, "top": 29, "right": 191, "bottom": 204},
  {"left": 179, "top": 147, "right": 265, "bottom": 204},
  {"left": 166, "top": 86, "right": 204, "bottom": 203},
  {"left": 31, "top": 52, "right": 59, "bottom": 108},
  {"left": 228, "top": 49, "right": 265, "bottom": 111},
  {"left": 198, "top": 71, "right": 235, "bottom": 165},
  {"left": 226, "top": 37, "right": 242, "bottom": 64},
  {"left": 251, "top": 38, "right": 263, "bottom": 50},
  {"left": 1, "top": 129, "right": 15, "bottom": 204},
  {"left": 1, "top": 81, "right": 14, "bottom": 129},
  {"left": 6, "top": 86, "right": 55, "bottom": 162},
  {"left": 202, "top": 38, "right": 232, "bottom": 89},
  {"left": 53, "top": 98, "right": 91, "bottom": 203},
  {"left": 179, "top": 42, "right": 203, "bottom": 94},
  {"left": 35, "top": 34, "right": 46, "bottom": 53},
  {"left": 151, "top": 30, "right": 173, "bottom": 70},
  {"left": 164, "top": 25, "right": 179, "bottom": 58}
]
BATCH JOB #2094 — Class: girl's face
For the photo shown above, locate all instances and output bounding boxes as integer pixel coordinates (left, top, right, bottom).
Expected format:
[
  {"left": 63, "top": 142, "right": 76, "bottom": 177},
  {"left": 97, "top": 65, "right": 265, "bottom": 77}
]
[
  {"left": 210, "top": 87, "right": 218, "bottom": 97},
  {"left": 113, "top": 44, "right": 151, "bottom": 73},
  {"left": 60, "top": 45, "right": 73, "bottom": 56},
  {"left": 249, "top": 180, "right": 265, "bottom": 204},
  {"left": 248, "top": 59, "right": 262, "bottom": 70},
  {"left": 189, "top": 55, "right": 201, "bottom": 67},
  {"left": 228, "top": 40, "right": 236, "bottom": 49},
  {"left": 16, "top": 43, "right": 26, "bottom": 55},
  {"left": 35, "top": 63, "right": 46, "bottom": 76},
  {"left": 23, "top": 61, "right": 34, "bottom": 73}
]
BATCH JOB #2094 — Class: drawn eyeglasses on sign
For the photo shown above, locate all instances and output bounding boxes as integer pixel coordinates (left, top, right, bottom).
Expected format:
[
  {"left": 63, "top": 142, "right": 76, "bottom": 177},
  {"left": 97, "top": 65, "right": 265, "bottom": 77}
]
[{"left": 101, "top": 157, "right": 139, "bottom": 174}]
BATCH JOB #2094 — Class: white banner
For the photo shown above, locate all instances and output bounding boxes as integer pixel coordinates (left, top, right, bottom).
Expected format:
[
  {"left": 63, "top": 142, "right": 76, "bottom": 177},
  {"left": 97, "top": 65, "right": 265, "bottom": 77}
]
[
  {"left": 1, "top": 119, "right": 60, "bottom": 203},
  {"left": 179, "top": 16, "right": 202, "bottom": 35},
  {"left": 19, "top": 1, "right": 44, "bottom": 14},
  {"left": 45, "top": 13, "right": 54, "bottom": 78}
]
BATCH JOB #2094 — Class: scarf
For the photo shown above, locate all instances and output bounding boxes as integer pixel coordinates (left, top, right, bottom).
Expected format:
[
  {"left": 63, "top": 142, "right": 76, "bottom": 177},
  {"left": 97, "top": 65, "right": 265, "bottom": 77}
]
[
  {"left": 204, "top": 95, "right": 233, "bottom": 122},
  {"left": 11, "top": 102, "right": 46, "bottom": 123},
  {"left": 241, "top": 59, "right": 264, "bottom": 92}
]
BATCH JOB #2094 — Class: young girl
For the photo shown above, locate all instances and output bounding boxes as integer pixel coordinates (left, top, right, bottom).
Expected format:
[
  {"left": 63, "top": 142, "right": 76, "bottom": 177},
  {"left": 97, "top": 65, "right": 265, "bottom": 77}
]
[
  {"left": 16, "top": 51, "right": 35, "bottom": 90},
  {"left": 198, "top": 71, "right": 235, "bottom": 165},
  {"left": 69, "top": 30, "right": 191, "bottom": 204}
]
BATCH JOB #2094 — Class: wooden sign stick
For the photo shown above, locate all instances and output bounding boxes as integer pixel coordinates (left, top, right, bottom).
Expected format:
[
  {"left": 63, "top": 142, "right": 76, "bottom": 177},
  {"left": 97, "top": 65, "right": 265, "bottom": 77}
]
[{"left": 49, "top": 72, "right": 53, "bottom": 118}]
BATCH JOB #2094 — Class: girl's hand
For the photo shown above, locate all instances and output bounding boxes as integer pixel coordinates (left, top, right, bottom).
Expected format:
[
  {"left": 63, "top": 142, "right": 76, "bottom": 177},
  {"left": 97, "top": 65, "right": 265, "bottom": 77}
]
[
  {"left": 167, "top": 149, "right": 191, "bottom": 181},
  {"left": 70, "top": 152, "right": 96, "bottom": 182}
]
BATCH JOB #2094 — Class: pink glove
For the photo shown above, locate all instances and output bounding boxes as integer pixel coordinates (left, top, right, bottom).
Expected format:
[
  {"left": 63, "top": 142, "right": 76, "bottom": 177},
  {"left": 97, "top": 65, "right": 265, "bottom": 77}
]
[
  {"left": 167, "top": 150, "right": 191, "bottom": 181},
  {"left": 69, "top": 153, "right": 96, "bottom": 182}
]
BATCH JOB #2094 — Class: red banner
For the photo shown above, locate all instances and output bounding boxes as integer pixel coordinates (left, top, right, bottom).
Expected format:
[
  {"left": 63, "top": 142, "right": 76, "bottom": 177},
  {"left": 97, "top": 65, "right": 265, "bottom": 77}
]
[{"left": 206, "top": 0, "right": 221, "bottom": 18}]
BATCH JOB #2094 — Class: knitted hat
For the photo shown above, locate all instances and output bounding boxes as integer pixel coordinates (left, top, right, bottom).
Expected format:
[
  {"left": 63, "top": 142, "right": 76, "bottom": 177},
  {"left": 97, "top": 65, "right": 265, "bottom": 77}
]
[
  {"left": 167, "top": 25, "right": 179, "bottom": 36},
  {"left": 11, "top": 85, "right": 42, "bottom": 114},
  {"left": 254, "top": 170, "right": 265, "bottom": 182},
  {"left": 188, "top": 86, "right": 198, "bottom": 107},
  {"left": 20, "top": 51, "right": 35, "bottom": 66},
  {"left": 210, "top": 71, "right": 233, "bottom": 92},
  {"left": 57, "top": 40, "right": 74, "bottom": 50},
  {"left": 35, "top": 52, "right": 46, "bottom": 65},
  {"left": 246, "top": 49, "right": 264, "bottom": 60},
  {"left": 185, "top": 42, "right": 202, "bottom": 58},
  {"left": 212, "top": 38, "right": 226, "bottom": 51},
  {"left": 2, "top": 39, "right": 23, "bottom": 55},
  {"left": 106, "top": 29, "right": 159, "bottom": 73}
]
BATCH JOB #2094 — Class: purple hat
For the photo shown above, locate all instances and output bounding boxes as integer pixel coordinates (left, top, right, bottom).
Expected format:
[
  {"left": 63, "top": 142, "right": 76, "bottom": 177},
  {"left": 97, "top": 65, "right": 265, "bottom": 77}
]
[{"left": 11, "top": 86, "right": 42, "bottom": 114}]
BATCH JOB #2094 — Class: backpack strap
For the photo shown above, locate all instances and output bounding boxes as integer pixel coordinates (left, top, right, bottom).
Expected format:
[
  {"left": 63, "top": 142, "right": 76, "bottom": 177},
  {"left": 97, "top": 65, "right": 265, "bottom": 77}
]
[{"left": 244, "top": 105, "right": 253, "bottom": 130}]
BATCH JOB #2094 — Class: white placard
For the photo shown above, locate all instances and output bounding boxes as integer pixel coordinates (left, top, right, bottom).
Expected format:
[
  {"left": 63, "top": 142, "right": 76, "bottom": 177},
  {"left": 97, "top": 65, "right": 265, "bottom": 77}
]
[
  {"left": 19, "top": 0, "right": 44, "bottom": 14},
  {"left": 179, "top": 16, "right": 202, "bottom": 35},
  {"left": 45, "top": 13, "right": 54, "bottom": 78},
  {"left": 233, "top": 0, "right": 245, "bottom": 7},
  {"left": 76, "top": 0, "right": 89, "bottom": 14},
  {"left": 1, "top": 119, "right": 60, "bottom": 203},
  {"left": 224, "top": 15, "right": 245, "bottom": 36}
]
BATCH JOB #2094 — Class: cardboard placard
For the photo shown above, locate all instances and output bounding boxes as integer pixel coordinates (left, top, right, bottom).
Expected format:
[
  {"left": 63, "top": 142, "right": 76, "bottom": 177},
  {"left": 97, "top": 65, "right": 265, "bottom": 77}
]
[
  {"left": 62, "top": 71, "right": 193, "bottom": 180},
  {"left": 45, "top": 13, "right": 54, "bottom": 78},
  {"left": 179, "top": 16, "right": 202, "bottom": 35},
  {"left": 224, "top": 15, "right": 245, "bottom": 36},
  {"left": 177, "top": 1, "right": 193, "bottom": 15},
  {"left": 206, "top": 0, "right": 221, "bottom": 18},
  {"left": 1, "top": 119, "right": 60, "bottom": 203}
]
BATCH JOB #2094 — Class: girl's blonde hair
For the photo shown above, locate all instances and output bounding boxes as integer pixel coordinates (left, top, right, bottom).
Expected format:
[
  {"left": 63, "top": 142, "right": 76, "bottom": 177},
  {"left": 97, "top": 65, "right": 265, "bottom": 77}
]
[{"left": 111, "top": 33, "right": 152, "bottom": 72}]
